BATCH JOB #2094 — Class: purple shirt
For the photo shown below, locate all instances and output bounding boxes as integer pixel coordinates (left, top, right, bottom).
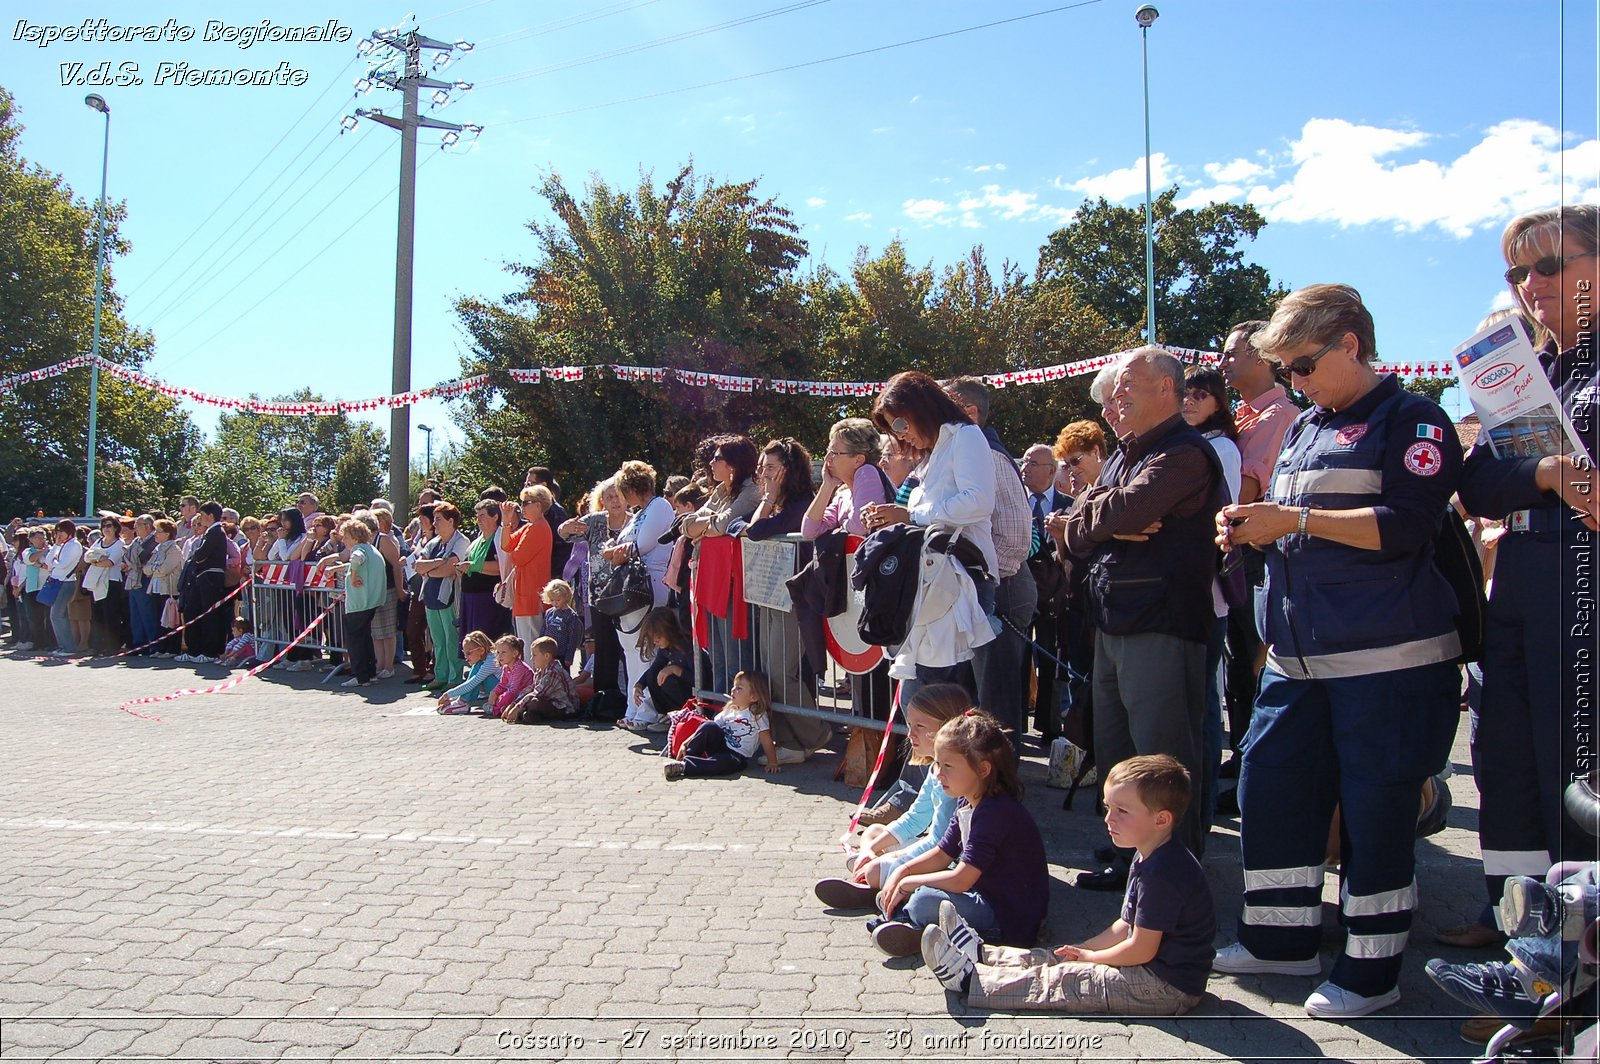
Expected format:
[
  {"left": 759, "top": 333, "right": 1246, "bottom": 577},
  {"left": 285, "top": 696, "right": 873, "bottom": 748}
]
[{"left": 936, "top": 792, "right": 1049, "bottom": 947}]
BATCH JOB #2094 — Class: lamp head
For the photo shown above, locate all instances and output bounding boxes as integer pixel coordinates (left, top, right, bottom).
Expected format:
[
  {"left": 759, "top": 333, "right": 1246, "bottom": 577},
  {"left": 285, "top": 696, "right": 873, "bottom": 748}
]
[
  {"left": 1134, "top": 4, "right": 1159, "bottom": 28},
  {"left": 418, "top": 423, "right": 433, "bottom": 432},
  {"left": 84, "top": 93, "right": 110, "bottom": 114}
]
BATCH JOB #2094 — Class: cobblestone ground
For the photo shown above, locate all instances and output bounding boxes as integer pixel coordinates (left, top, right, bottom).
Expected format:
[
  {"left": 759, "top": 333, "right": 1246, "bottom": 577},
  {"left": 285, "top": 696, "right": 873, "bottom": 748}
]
[{"left": 0, "top": 651, "right": 1506, "bottom": 1062}]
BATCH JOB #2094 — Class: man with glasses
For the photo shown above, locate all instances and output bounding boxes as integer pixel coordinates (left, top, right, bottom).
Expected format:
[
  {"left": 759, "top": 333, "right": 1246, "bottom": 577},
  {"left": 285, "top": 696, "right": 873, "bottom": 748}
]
[
  {"left": 1216, "top": 320, "right": 1301, "bottom": 790},
  {"left": 1020, "top": 444, "right": 1072, "bottom": 741},
  {"left": 1214, "top": 284, "right": 1464, "bottom": 1020}
]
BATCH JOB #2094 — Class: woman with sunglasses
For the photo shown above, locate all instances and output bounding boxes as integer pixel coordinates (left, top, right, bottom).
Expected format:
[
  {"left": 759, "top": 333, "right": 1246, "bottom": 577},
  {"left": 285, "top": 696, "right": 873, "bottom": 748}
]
[
  {"left": 1449, "top": 206, "right": 1600, "bottom": 968},
  {"left": 862, "top": 371, "right": 998, "bottom": 702},
  {"left": 682, "top": 435, "right": 761, "bottom": 694},
  {"left": 1213, "top": 283, "right": 1465, "bottom": 1020}
]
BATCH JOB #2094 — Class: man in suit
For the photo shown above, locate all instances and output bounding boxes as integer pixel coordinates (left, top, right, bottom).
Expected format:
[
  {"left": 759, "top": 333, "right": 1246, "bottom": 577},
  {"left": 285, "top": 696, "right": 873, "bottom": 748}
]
[{"left": 1020, "top": 443, "right": 1072, "bottom": 740}]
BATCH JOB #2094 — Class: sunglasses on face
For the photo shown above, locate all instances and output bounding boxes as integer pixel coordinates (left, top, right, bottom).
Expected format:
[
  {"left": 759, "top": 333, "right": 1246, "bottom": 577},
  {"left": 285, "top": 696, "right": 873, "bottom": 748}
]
[
  {"left": 889, "top": 416, "right": 910, "bottom": 436},
  {"left": 1285, "top": 338, "right": 1340, "bottom": 377},
  {"left": 1066, "top": 453, "right": 1091, "bottom": 467},
  {"left": 1505, "top": 252, "right": 1596, "bottom": 286}
]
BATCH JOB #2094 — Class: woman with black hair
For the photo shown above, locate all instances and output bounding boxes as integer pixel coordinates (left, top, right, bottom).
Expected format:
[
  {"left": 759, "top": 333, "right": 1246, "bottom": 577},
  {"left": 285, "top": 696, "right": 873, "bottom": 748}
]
[
  {"left": 683, "top": 435, "right": 761, "bottom": 693},
  {"left": 744, "top": 438, "right": 816, "bottom": 540}
]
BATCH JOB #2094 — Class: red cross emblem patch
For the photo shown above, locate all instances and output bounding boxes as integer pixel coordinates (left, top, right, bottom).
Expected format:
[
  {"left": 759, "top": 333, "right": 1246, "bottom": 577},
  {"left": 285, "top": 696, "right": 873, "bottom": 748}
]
[{"left": 1404, "top": 441, "right": 1443, "bottom": 476}]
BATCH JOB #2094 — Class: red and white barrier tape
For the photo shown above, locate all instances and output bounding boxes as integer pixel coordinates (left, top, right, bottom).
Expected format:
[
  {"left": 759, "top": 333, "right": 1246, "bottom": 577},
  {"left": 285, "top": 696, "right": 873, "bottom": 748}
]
[
  {"left": 95, "top": 578, "right": 253, "bottom": 661},
  {"left": 116, "top": 601, "right": 338, "bottom": 721},
  {"left": 846, "top": 683, "right": 903, "bottom": 835}
]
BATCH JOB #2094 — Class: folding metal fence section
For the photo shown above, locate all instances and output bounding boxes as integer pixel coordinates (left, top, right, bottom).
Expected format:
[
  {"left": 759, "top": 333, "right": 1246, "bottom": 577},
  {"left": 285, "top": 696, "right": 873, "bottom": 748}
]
[{"left": 249, "top": 561, "right": 349, "bottom": 681}]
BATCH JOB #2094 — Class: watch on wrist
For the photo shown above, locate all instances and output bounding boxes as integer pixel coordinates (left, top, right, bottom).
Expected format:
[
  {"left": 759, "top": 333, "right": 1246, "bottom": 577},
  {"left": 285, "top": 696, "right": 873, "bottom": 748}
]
[{"left": 1297, "top": 506, "right": 1310, "bottom": 536}]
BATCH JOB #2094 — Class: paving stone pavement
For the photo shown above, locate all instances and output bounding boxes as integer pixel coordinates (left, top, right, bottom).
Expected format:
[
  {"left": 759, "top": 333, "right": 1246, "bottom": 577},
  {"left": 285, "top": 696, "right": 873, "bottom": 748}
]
[{"left": 0, "top": 651, "right": 1508, "bottom": 1062}]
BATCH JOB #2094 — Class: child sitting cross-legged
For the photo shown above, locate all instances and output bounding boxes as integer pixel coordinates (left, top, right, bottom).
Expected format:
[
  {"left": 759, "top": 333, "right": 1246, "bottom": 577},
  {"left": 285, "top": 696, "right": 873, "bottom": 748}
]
[
  {"left": 219, "top": 617, "right": 257, "bottom": 669},
  {"left": 503, "top": 636, "right": 579, "bottom": 723},
  {"left": 662, "top": 671, "right": 780, "bottom": 781},
  {"left": 922, "top": 754, "right": 1215, "bottom": 1016},
  {"left": 484, "top": 634, "right": 535, "bottom": 719},
  {"left": 868, "top": 709, "right": 1048, "bottom": 958},
  {"left": 436, "top": 630, "right": 500, "bottom": 714},
  {"left": 814, "top": 683, "right": 971, "bottom": 910}
]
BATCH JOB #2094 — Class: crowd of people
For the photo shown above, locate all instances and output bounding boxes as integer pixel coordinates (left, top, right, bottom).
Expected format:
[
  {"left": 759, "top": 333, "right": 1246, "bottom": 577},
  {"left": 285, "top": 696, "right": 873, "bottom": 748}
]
[{"left": 2, "top": 204, "right": 1596, "bottom": 1044}]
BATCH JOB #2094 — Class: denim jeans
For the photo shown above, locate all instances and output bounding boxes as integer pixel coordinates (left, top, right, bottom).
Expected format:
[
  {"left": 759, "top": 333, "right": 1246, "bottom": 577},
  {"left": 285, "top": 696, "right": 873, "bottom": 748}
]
[
  {"left": 127, "top": 586, "right": 158, "bottom": 654},
  {"left": 903, "top": 886, "right": 1000, "bottom": 940},
  {"left": 49, "top": 583, "right": 76, "bottom": 653}
]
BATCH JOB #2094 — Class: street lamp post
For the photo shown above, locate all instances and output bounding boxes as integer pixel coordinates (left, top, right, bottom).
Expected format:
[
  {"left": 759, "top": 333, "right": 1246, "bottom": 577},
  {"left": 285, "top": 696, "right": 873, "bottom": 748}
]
[
  {"left": 418, "top": 423, "right": 434, "bottom": 480},
  {"left": 83, "top": 93, "right": 111, "bottom": 517},
  {"left": 1135, "top": 4, "right": 1159, "bottom": 344}
]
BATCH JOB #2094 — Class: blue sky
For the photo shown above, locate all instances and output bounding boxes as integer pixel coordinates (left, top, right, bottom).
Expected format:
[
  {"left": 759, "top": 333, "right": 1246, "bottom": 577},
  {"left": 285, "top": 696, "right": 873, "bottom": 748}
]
[{"left": 5, "top": 0, "right": 1597, "bottom": 464}]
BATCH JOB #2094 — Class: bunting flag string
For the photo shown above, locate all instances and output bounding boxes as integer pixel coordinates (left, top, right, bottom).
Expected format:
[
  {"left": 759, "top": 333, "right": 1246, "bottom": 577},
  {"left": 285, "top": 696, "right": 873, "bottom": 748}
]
[{"left": 0, "top": 348, "right": 1462, "bottom": 416}]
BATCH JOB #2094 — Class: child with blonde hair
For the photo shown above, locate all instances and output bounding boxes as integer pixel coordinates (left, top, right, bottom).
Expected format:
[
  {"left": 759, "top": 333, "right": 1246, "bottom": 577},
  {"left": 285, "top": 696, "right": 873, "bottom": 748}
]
[
  {"left": 662, "top": 671, "right": 780, "bottom": 781},
  {"left": 540, "top": 579, "right": 581, "bottom": 668},
  {"left": 436, "top": 630, "right": 499, "bottom": 714}
]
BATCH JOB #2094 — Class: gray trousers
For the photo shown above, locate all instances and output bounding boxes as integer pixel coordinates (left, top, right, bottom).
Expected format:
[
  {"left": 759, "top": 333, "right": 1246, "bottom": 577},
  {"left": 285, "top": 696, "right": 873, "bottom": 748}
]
[
  {"left": 1093, "top": 630, "right": 1207, "bottom": 854},
  {"left": 972, "top": 566, "right": 1038, "bottom": 738},
  {"left": 969, "top": 946, "right": 1201, "bottom": 1014}
]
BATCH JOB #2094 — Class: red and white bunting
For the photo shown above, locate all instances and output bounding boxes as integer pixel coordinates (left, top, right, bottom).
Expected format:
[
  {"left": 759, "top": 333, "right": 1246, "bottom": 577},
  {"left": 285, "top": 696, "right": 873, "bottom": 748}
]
[{"left": 3, "top": 347, "right": 1464, "bottom": 415}]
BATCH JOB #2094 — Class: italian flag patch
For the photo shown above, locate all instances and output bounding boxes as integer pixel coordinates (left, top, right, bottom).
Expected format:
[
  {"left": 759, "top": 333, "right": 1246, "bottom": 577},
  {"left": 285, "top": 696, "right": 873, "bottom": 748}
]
[{"left": 1417, "top": 423, "right": 1445, "bottom": 442}]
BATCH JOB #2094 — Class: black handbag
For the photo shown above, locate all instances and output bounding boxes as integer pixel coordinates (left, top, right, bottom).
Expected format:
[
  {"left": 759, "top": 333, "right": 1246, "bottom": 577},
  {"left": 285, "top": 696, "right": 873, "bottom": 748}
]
[{"left": 591, "top": 557, "right": 653, "bottom": 619}]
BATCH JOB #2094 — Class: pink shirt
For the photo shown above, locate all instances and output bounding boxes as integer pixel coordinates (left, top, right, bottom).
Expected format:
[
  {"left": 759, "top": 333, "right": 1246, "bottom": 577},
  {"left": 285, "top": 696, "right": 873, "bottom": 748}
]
[
  {"left": 490, "top": 659, "right": 536, "bottom": 714},
  {"left": 1234, "top": 385, "right": 1298, "bottom": 492},
  {"left": 801, "top": 463, "right": 889, "bottom": 540}
]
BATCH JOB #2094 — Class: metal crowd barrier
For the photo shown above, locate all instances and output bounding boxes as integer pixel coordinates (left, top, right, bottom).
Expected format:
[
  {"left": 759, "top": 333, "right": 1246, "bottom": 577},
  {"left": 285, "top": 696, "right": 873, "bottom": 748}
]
[
  {"left": 692, "top": 533, "right": 903, "bottom": 736},
  {"left": 249, "top": 561, "right": 348, "bottom": 681}
]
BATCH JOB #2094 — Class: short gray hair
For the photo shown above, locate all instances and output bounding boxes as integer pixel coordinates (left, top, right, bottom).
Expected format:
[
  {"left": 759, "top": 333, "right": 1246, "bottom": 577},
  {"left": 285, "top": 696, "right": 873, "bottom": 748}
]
[
  {"left": 830, "top": 418, "right": 883, "bottom": 465},
  {"left": 943, "top": 376, "right": 990, "bottom": 424},
  {"left": 1089, "top": 354, "right": 1132, "bottom": 406},
  {"left": 1121, "top": 345, "right": 1184, "bottom": 396}
]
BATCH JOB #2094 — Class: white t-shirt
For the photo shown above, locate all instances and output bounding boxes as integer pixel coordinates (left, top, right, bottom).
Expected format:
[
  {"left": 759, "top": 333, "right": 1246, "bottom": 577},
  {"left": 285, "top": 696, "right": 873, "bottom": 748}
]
[
  {"left": 715, "top": 704, "right": 771, "bottom": 759},
  {"left": 1205, "top": 432, "right": 1244, "bottom": 619},
  {"left": 268, "top": 535, "right": 305, "bottom": 563}
]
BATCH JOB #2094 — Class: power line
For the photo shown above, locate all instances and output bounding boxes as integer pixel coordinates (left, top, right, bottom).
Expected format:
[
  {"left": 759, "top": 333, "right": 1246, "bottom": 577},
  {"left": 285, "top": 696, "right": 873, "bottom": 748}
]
[
  {"left": 154, "top": 134, "right": 395, "bottom": 356},
  {"left": 142, "top": 127, "right": 367, "bottom": 330},
  {"left": 125, "top": 53, "right": 360, "bottom": 301},
  {"left": 480, "top": 0, "right": 832, "bottom": 87},
  {"left": 491, "top": 0, "right": 1106, "bottom": 128},
  {"left": 160, "top": 149, "right": 445, "bottom": 379},
  {"left": 475, "top": 0, "right": 670, "bottom": 48}
]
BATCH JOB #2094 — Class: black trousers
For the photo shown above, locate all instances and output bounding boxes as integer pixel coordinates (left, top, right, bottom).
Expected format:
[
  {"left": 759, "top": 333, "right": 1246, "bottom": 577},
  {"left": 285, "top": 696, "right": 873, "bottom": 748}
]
[
  {"left": 680, "top": 722, "right": 748, "bottom": 777},
  {"left": 592, "top": 610, "right": 624, "bottom": 694},
  {"left": 344, "top": 606, "right": 377, "bottom": 683},
  {"left": 646, "top": 673, "right": 692, "bottom": 717}
]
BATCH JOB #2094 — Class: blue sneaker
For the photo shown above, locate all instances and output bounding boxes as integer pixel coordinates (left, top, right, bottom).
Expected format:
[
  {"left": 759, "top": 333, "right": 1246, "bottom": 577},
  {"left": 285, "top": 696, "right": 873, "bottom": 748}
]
[{"left": 1426, "top": 959, "right": 1549, "bottom": 1030}]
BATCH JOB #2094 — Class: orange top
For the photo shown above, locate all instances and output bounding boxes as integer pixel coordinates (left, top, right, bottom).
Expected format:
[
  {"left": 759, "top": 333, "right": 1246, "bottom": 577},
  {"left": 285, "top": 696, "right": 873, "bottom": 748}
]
[{"left": 502, "top": 518, "right": 552, "bottom": 617}]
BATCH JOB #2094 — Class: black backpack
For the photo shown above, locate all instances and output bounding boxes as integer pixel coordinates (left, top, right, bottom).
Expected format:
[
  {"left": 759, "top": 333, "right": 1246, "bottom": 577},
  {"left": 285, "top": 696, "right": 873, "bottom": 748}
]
[
  {"left": 852, "top": 525, "right": 926, "bottom": 648},
  {"left": 1434, "top": 506, "right": 1487, "bottom": 664}
]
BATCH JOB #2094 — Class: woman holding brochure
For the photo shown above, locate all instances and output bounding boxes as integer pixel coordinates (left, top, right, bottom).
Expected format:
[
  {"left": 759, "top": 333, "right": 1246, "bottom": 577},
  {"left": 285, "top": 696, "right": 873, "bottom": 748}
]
[{"left": 1448, "top": 205, "right": 1600, "bottom": 963}]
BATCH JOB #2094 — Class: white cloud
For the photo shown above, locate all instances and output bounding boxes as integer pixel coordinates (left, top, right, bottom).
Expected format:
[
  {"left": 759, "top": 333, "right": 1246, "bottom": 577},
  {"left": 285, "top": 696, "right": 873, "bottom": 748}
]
[
  {"left": 1179, "top": 119, "right": 1600, "bottom": 238},
  {"left": 902, "top": 186, "right": 1074, "bottom": 228},
  {"left": 1488, "top": 289, "right": 1517, "bottom": 312},
  {"left": 844, "top": 211, "right": 872, "bottom": 223},
  {"left": 805, "top": 197, "right": 827, "bottom": 208},
  {"left": 1057, "top": 153, "right": 1178, "bottom": 201},
  {"left": 969, "top": 162, "right": 1008, "bottom": 173},
  {"left": 903, "top": 198, "right": 950, "bottom": 223}
]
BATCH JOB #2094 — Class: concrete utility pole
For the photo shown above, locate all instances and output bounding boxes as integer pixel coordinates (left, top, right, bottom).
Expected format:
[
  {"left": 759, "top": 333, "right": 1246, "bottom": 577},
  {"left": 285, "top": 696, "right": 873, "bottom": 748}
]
[
  {"left": 84, "top": 93, "right": 111, "bottom": 518},
  {"left": 353, "top": 26, "right": 477, "bottom": 508}
]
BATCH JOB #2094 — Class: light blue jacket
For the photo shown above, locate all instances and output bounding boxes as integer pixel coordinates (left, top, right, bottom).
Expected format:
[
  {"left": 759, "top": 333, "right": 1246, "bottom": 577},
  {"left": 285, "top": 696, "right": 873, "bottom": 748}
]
[
  {"left": 445, "top": 658, "right": 501, "bottom": 704},
  {"left": 884, "top": 769, "right": 958, "bottom": 866}
]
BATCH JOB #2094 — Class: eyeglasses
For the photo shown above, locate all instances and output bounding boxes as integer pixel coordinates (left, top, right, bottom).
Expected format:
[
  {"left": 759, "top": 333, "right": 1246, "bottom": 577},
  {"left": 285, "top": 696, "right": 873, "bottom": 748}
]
[
  {"left": 889, "top": 416, "right": 910, "bottom": 437},
  {"left": 1021, "top": 459, "right": 1054, "bottom": 469},
  {"left": 1183, "top": 389, "right": 1212, "bottom": 402},
  {"left": 1505, "top": 252, "right": 1597, "bottom": 286},
  {"left": 1284, "top": 338, "right": 1340, "bottom": 377},
  {"left": 824, "top": 449, "right": 856, "bottom": 459},
  {"left": 1065, "top": 453, "right": 1091, "bottom": 467}
]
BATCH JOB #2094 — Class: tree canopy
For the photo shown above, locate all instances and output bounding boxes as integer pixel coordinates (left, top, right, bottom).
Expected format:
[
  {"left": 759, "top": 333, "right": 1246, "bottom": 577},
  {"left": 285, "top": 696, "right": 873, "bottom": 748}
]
[{"left": 0, "top": 85, "right": 200, "bottom": 516}]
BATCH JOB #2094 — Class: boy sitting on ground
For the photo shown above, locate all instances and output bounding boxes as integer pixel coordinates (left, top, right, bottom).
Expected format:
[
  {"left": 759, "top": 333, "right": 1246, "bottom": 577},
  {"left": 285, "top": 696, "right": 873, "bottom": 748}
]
[{"left": 922, "top": 754, "right": 1214, "bottom": 1015}]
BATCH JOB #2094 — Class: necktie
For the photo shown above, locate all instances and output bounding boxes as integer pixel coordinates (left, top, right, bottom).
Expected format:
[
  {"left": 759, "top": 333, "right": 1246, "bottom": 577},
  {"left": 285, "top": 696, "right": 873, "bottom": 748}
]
[{"left": 1031, "top": 493, "right": 1046, "bottom": 554}]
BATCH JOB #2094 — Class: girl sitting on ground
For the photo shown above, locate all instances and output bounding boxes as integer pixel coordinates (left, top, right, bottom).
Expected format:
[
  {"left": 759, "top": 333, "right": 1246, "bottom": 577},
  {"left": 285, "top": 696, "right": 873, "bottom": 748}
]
[
  {"left": 662, "top": 671, "right": 780, "bottom": 781},
  {"left": 437, "top": 630, "right": 500, "bottom": 714},
  {"left": 626, "top": 607, "right": 693, "bottom": 731},
  {"left": 867, "top": 709, "right": 1049, "bottom": 958},
  {"left": 485, "top": 634, "right": 535, "bottom": 719},
  {"left": 814, "top": 683, "right": 971, "bottom": 910},
  {"left": 219, "top": 617, "right": 257, "bottom": 669},
  {"left": 503, "top": 636, "right": 579, "bottom": 722}
]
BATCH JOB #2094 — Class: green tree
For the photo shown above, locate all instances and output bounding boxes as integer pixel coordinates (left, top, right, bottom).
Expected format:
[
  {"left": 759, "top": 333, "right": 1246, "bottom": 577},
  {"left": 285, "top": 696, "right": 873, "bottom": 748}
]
[
  {"left": 454, "top": 163, "right": 832, "bottom": 492},
  {"left": 1037, "top": 187, "right": 1288, "bottom": 351},
  {"left": 187, "top": 391, "right": 387, "bottom": 516},
  {"left": 0, "top": 85, "right": 200, "bottom": 516}
]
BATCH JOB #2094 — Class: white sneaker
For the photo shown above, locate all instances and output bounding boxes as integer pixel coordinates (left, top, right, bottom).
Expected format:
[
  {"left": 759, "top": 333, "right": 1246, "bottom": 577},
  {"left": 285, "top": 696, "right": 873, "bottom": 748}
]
[
  {"left": 341, "top": 677, "right": 364, "bottom": 688},
  {"left": 376, "top": 669, "right": 394, "bottom": 679},
  {"left": 174, "top": 654, "right": 193, "bottom": 662},
  {"left": 1304, "top": 981, "right": 1400, "bottom": 1020},
  {"left": 921, "top": 925, "right": 975, "bottom": 992},
  {"left": 1212, "top": 942, "right": 1322, "bottom": 977}
]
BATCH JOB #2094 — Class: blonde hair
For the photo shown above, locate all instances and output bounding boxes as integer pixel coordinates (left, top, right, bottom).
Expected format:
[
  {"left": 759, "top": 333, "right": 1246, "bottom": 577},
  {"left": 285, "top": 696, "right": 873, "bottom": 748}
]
[
  {"left": 732, "top": 670, "right": 772, "bottom": 719},
  {"left": 1501, "top": 204, "right": 1600, "bottom": 347},
  {"left": 518, "top": 485, "right": 554, "bottom": 510},
  {"left": 461, "top": 630, "right": 493, "bottom": 656},
  {"left": 530, "top": 636, "right": 559, "bottom": 659},
  {"left": 338, "top": 518, "right": 371, "bottom": 543},
  {"left": 590, "top": 477, "right": 619, "bottom": 513},
  {"left": 542, "top": 579, "right": 574, "bottom": 608},
  {"left": 903, "top": 683, "right": 973, "bottom": 765},
  {"left": 1254, "top": 283, "right": 1378, "bottom": 364}
]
